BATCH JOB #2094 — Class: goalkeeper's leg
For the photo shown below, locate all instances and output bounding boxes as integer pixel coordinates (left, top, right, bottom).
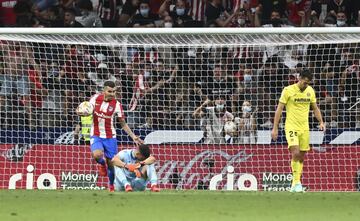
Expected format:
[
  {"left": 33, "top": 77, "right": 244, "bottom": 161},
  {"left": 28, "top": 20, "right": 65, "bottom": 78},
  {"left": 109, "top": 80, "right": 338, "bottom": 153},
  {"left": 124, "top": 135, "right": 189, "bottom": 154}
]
[
  {"left": 114, "top": 167, "right": 131, "bottom": 191},
  {"left": 141, "top": 164, "right": 160, "bottom": 192}
]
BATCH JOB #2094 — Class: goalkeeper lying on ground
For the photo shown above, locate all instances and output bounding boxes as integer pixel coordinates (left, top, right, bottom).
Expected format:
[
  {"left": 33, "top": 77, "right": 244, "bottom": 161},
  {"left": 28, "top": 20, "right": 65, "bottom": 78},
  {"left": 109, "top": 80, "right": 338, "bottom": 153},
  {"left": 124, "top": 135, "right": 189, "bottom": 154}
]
[{"left": 111, "top": 144, "right": 160, "bottom": 192}]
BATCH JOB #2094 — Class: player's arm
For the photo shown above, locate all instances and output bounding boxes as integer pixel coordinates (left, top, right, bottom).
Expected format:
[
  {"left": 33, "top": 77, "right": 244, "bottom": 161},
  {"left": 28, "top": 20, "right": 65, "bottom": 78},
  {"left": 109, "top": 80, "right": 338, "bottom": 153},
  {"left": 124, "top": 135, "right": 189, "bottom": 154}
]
[
  {"left": 311, "top": 102, "right": 326, "bottom": 131},
  {"left": 118, "top": 118, "right": 144, "bottom": 145},
  {"left": 193, "top": 99, "right": 211, "bottom": 118},
  {"left": 111, "top": 155, "right": 127, "bottom": 168},
  {"left": 271, "top": 102, "right": 285, "bottom": 141},
  {"left": 140, "top": 155, "right": 156, "bottom": 166},
  {"left": 111, "top": 154, "right": 140, "bottom": 173}
]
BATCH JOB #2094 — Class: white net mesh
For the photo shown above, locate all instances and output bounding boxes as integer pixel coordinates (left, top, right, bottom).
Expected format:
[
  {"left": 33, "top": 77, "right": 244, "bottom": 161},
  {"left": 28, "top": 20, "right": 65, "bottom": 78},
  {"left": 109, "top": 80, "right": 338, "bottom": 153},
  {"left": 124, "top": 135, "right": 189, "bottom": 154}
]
[{"left": 0, "top": 30, "right": 359, "bottom": 191}]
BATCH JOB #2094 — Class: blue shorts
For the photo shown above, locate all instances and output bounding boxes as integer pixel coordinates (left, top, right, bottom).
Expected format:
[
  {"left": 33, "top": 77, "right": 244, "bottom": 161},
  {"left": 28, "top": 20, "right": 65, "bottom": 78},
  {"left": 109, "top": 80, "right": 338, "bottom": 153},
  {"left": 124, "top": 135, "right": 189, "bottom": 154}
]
[{"left": 90, "top": 136, "right": 118, "bottom": 159}]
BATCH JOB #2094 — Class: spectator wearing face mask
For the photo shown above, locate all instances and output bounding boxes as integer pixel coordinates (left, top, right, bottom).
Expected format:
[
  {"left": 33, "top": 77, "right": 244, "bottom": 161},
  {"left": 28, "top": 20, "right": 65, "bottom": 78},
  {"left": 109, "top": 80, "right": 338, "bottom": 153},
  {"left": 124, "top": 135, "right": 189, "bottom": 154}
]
[
  {"left": 162, "top": 15, "right": 173, "bottom": 27},
  {"left": 255, "top": 9, "right": 290, "bottom": 27},
  {"left": 203, "top": 60, "right": 236, "bottom": 112},
  {"left": 310, "top": 10, "right": 348, "bottom": 27},
  {"left": 242, "top": 68, "right": 257, "bottom": 102},
  {"left": 129, "top": 0, "right": 159, "bottom": 27},
  {"left": 230, "top": 8, "right": 254, "bottom": 27},
  {"left": 327, "top": 0, "right": 352, "bottom": 20},
  {"left": 193, "top": 97, "right": 234, "bottom": 144},
  {"left": 255, "top": 0, "right": 287, "bottom": 24},
  {"left": 234, "top": 100, "right": 257, "bottom": 144},
  {"left": 159, "top": 0, "right": 194, "bottom": 27},
  {"left": 335, "top": 10, "right": 348, "bottom": 26}
]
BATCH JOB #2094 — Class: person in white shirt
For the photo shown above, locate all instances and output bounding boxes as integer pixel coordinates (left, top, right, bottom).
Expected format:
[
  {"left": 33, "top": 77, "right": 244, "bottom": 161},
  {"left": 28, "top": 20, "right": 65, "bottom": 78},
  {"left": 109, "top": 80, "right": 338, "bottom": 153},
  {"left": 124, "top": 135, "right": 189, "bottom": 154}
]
[
  {"left": 234, "top": 100, "right": 257, "bottom": 144},
  {"left": 193, "top": 96, "right": 234, "bottom": 144}
]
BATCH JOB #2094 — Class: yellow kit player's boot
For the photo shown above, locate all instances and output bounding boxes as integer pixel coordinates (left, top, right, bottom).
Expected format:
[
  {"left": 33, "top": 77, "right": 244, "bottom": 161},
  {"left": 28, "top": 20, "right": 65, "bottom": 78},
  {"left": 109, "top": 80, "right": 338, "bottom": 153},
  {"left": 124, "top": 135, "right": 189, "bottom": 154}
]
[{"left": 290, "top": 183, "right": 304, "bottom": 193}]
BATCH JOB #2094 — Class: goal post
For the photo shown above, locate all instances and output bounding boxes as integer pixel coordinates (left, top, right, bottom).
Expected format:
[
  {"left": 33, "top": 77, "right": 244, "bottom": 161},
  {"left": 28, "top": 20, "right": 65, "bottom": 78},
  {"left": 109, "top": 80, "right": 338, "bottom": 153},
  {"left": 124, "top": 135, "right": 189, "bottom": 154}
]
[{"left": 0, "top": 28, "right": 359, "bottom": 191}]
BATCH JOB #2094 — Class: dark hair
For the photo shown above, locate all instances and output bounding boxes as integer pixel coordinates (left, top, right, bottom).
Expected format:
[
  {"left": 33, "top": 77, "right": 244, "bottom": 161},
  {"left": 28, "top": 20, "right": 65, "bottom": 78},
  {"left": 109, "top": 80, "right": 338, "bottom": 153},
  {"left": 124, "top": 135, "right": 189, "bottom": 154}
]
[
  {"left": 214, "top": 95, "right": 226, "bottom": 101},
  {"left": 140, "top": 0, "right": 150, "bottom": 5},
  {"left": 296, "top": 63, "right": 304, "bottom": 68},
  {"left": 104, "top": 80, "right": 116, "bottom": 88},
  {"left": 299, "top": 69, "right": 313, "bottom": 81},
  {"left": 64, "top": 8, "right": 76, "bottom": 15},
  {"left": 139, "top": 144, "right": 150, "bottom": 158},
  {"left": 78, "top": 0, "right": 93, "bottom": 11},
  {"left": 337, "top": 10, "right": 346, "bottom": 15}
]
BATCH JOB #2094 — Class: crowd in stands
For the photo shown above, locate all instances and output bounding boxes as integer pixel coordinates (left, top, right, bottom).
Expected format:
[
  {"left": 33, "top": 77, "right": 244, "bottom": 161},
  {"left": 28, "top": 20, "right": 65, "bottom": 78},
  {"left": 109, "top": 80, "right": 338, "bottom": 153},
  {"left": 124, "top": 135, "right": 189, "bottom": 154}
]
[
  {"left": 1, "top": 0, "right": 360, "bottom": 28},
  {"left": 0, "top": 1, "right": 359, "bottom": 139},
  {"left": 0, "top": 39, "right": 359, "bottom": 133}
]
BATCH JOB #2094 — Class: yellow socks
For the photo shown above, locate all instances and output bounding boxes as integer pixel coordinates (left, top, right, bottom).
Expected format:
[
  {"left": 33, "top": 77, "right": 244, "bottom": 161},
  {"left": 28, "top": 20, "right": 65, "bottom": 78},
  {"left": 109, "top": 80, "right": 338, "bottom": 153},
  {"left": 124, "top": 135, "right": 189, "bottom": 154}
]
[
  {"left": 291, "top": 159, "right": 303, "bottom": 186},
  {"left": 298, "top": 161, "right": 303, "bottom": 183}
]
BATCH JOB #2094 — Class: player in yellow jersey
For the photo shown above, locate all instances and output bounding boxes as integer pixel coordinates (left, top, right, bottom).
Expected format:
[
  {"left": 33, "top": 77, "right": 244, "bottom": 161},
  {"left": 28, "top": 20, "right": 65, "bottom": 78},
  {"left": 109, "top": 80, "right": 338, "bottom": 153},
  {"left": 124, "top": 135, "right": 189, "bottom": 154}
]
[{"left": 271, "top": 69, "right": 325, "bottom": 193}]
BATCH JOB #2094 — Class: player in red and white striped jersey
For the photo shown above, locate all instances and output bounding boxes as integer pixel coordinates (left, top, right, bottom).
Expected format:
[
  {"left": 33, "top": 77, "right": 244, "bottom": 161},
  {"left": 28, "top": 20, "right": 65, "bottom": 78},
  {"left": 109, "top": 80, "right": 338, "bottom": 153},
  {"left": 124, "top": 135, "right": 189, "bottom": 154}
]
[{"left": 76, "top": 81, "right": 143, "bottom": 192}]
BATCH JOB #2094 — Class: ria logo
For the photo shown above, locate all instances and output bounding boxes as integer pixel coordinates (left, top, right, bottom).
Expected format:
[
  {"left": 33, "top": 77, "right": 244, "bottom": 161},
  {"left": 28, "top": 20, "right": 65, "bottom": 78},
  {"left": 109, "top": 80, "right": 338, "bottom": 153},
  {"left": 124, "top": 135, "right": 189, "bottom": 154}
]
[
  {"left": 8, "top": 165, "right": 57, "bottom": 189},
  {"left": 209, "top": 166, "right": 258, "bottom": 191}
]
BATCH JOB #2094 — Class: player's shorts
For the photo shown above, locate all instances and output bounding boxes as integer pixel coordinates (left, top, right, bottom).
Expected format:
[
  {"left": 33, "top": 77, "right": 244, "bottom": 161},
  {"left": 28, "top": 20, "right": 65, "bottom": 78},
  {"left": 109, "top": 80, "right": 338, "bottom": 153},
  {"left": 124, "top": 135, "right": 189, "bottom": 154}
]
[
  {"left": 90, "top": 136, "right": 118, "bottom": 159},
  {"left": 285, "top": 129, "right": 310, "bottom": 151}
]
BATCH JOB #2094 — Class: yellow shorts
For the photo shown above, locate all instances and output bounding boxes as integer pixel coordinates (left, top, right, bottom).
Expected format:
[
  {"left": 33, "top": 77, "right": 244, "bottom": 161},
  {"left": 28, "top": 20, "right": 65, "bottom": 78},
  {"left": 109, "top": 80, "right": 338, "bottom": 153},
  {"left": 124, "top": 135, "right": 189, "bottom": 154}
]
[{"left": 285, "top": 130, "right": 310, "bottom": 151}]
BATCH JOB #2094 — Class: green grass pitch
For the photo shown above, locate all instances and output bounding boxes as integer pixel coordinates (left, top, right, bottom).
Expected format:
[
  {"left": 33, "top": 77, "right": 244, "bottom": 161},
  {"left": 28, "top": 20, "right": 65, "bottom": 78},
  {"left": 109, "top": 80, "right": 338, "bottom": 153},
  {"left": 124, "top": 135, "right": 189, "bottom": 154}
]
[{"left": 0, "top": 190, "right": 359, "bottom": 221}]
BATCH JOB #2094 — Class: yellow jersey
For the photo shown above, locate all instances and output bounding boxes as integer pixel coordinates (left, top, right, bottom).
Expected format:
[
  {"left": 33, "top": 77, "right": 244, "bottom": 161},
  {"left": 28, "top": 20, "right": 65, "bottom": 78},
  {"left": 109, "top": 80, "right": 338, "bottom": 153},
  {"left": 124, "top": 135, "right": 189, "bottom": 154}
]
[{"left": 279, "top": 83, "right": 316, "bottom": 131}]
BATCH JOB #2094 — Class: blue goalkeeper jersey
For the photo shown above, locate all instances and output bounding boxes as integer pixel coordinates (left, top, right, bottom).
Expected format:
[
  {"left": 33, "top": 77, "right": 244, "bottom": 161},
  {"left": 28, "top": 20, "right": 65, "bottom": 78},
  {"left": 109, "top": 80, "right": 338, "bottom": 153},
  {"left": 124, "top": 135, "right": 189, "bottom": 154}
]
[{"left": 116, "top": 149, "right": 138, "bottom": 179}]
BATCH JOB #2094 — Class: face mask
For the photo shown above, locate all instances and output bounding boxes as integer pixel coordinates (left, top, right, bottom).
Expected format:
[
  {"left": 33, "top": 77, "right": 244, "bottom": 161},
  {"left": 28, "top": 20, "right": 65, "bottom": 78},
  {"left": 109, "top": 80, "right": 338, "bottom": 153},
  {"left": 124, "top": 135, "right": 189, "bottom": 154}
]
[
  {"left": 238, "top": 18, "right": 245, "bottom": 25},
  {"left": 140, "top": 8, "right": 149, "bottom": 17},
  {"left": 144, "top": 71, "right": 151, "bottom": 79},
  {"left": 216, "top": 104, "right": 224, "bottom": 111},
  {"left": 271, "top": 18, "right": 282, "bottom": 27},
  {"left": 337, "top": 20, "right": 346, "bottom": 26},
  {"left": 176, "top": 8, "right": 185, "bottom": 16},
  {"left": 242, "top": 106, "right": 252, "bottom": 113},
  {"left": 164, "top": 22, "right": 173, "bottom": 28},
  {"left": 244, "top": 74, "right": 252, "bottom": 83},
  {"left": 187, "top": 49, "right": 196, "bottom": 57},
  {"left": 324, "top": 23, "right": 336, "bottom": 27}
]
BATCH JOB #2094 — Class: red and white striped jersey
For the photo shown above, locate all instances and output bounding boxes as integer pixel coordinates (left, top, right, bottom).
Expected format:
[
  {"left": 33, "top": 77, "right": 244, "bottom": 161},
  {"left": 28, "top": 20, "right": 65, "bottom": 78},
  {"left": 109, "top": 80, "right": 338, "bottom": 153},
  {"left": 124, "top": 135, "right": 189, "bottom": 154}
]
[
  {"left": 188, "top": 0, "right": 206, "bottom": 21},
  {"left": 89, "top": 93, "right": 125, "bottom": 138},
  {"left": 129, "top": 73, "right": 148, "bottom": 111},
  {"left": 97, "top": 0, "right": 119, "bottom": 21}
]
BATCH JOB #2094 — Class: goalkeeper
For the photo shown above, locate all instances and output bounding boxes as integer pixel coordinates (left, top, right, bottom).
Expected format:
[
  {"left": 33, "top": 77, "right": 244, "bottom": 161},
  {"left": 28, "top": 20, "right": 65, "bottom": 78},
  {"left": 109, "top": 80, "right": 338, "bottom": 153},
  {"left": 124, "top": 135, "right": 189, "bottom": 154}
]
[
  {"left": 112, "top": 144, "right": 160, "bottom": 192},
  {"left": 271, "top": 69, "right": 325, "bottom": 193}
]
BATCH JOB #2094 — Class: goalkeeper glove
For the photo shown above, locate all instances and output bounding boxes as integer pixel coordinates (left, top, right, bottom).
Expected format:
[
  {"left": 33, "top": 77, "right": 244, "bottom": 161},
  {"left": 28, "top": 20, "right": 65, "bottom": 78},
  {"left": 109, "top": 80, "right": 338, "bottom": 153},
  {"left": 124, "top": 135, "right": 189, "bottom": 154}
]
[
  {"left": 134, "top": 169, "right": 142, "bottom": 178},
  {"left": 125, "top": 163, "right": 141, "bottom": 172}
]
